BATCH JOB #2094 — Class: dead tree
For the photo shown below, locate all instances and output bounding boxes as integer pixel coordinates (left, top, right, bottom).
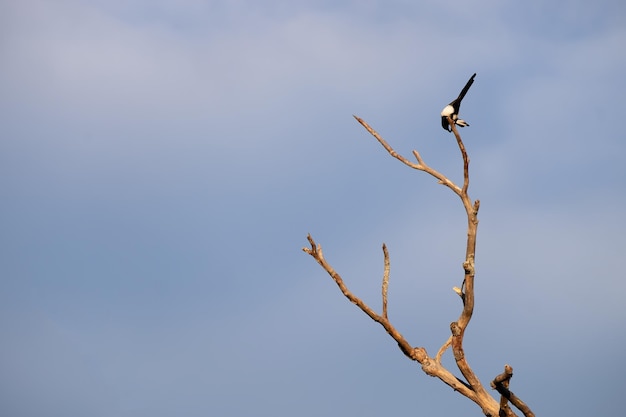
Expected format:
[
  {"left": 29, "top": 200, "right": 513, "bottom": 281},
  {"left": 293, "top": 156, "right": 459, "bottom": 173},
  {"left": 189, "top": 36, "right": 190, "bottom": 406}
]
[{"left": 303, "top": 115, "right": 534, "bottom": 417}]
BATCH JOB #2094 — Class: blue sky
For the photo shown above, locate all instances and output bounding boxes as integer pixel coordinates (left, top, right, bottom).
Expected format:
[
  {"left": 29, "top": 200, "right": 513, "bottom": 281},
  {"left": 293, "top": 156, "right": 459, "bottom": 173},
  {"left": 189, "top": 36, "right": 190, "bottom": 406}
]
[{"left": 1, "top": 0, "right": 625, "bottom": 416}]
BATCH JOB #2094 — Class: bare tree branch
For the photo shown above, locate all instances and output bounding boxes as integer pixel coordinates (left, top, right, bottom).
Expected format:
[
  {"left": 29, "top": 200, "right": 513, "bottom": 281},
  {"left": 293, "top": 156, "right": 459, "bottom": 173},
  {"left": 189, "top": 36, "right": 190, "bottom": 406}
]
[
  {"left": 451, "top": 119, "right": 471, "bottom": 196},
  {"left": 493, "top": 365, "right": 513, "bottom": 416},
  {"left": 303, "top": 234, "right": 413, "bottom": 358},
  {"left": 491, "top": 365, "right": 535, "bottom": 417},
  {"left": 302, "top": 234, "right": 482, "bottom": 403},
  {"left": 353, "top": 116, "right": 462, "bottom": 196},
  {"left": 304, "top": 114, "right": 532, "bottom": 417},
  {"left": 446, "top": 119, "right": 487, "bottom": 400},
  {"left": 381, "top": 243, "right": 390, "bottom": 320},
  {"left": 435, "top": 336, "right": 452, "bottom": 364}
]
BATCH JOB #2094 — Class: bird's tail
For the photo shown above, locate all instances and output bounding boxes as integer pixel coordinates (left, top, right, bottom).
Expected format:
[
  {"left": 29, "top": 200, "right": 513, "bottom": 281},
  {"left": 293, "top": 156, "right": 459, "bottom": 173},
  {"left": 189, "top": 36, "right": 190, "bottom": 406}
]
[{"left": 456, "top": 73, "right": 477, "bottom": 102}]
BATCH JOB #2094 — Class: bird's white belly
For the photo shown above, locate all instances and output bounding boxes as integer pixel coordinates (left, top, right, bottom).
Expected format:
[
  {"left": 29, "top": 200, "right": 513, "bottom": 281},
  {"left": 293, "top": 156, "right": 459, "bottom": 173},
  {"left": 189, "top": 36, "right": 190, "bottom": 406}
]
[{"left": 440, "top": 105, "right": 454, "bottom": 117}]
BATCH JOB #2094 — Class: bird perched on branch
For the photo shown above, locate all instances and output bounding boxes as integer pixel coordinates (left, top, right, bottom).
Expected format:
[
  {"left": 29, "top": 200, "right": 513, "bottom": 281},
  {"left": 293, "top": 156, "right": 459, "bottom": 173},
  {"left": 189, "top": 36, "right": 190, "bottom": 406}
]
[{"left": 441, "top": 73, "right": 476, "bottom": 132}]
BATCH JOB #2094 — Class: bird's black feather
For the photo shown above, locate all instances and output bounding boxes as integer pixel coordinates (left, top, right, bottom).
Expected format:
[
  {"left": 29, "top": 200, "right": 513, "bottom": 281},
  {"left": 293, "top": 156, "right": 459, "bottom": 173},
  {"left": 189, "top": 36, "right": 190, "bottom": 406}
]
[{"left": 453, "top": 73, "right": 476, "bottom": 108}]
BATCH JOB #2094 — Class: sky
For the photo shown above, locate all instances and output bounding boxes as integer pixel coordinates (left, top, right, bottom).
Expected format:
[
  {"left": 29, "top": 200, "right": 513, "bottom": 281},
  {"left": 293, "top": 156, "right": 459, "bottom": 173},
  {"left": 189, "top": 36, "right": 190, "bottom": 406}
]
[{"left": 1, "top": 0, "right": 625, "bottom": 416}]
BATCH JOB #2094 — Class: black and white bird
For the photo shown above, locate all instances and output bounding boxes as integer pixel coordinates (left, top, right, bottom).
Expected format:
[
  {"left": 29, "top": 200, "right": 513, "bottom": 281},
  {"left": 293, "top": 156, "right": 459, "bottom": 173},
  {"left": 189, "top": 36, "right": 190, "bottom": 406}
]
[{"left": 441, "top": 73, "right": 476, "bottom": 132}]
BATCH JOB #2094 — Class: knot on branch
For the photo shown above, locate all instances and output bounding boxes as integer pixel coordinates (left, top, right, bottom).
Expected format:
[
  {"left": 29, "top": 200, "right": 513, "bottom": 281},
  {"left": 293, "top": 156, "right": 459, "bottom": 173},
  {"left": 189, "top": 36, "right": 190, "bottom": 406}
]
[
  {"left": 491, "top": 364, "right": 513, "bottom": 388},
  {"left": 421, "top": 360, "right": 438, "bottom": 377},
  {"left": 450, "top": 321, "right": 462, "bottom": 336},
  {"left": 414, "top": 350, "right": 438, "bottom": 376},
  {"left": 463, "top": 255, "right": 475, "bottom": 275},
  {"left": 411, "top": 346, "right": 428, "bottom": 362},
  {"left": 450, "top": 322, "right": 465, "bottom": 361},
  {"left": 473, "top": 199, "right": 480, "bottom": 216}
]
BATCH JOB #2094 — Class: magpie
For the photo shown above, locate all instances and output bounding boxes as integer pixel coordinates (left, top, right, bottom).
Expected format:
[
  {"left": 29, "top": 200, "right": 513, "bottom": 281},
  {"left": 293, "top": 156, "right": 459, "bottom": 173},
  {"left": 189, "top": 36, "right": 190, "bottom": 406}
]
[{"left": 441, "top": 73, "right": 476, "bottom": 132}]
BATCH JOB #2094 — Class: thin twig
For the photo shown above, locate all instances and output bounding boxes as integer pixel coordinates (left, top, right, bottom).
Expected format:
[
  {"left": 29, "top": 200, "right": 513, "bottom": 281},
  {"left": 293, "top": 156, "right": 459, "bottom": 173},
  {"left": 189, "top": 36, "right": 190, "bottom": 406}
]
[
  {"left": 353, "top": 115, "right": 420, "bottom": 169},
  {"left": 382, "top": 243, "right": 390, "bottom": 319},
  {"left": 449, "top": 116, "right": 471, "bottom": 196},
  {"left": 353, "top": 115, "right": 462, "bottom": 196},
  {"left": 435, "top": 336, "right": 451, "bottom": 364}
]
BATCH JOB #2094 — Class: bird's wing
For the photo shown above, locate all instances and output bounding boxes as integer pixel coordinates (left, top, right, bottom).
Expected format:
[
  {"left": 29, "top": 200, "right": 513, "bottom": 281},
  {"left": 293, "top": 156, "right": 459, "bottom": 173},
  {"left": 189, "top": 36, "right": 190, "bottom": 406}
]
[{"left": 441, "top": 116, "right": 450, "bottom": 131}]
